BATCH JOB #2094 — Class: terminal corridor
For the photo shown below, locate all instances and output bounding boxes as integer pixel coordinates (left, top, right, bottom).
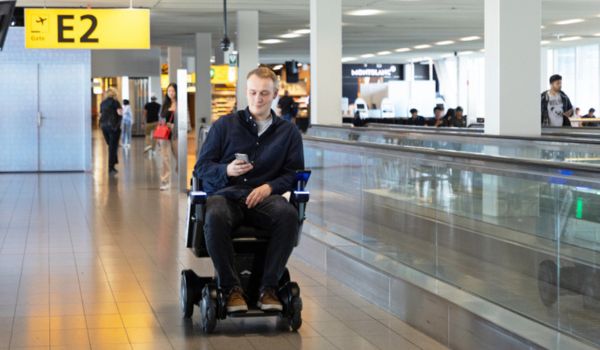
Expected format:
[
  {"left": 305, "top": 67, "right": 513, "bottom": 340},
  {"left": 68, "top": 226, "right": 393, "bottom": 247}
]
[{"left": 0, "top": 135, "right": 447, "bottom": 350}]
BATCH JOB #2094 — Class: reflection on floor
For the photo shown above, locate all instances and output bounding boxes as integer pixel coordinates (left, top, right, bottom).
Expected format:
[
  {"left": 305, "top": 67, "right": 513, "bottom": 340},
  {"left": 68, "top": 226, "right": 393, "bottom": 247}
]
[{"left": 0, "top": 133, "right": 447, "bottom": 350}]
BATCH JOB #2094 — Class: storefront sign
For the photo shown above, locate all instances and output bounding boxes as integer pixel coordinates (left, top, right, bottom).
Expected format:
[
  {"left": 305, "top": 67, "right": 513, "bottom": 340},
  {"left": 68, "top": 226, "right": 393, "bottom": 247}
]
[
  {"left": 25, "top": 8, "right": 150, "bottom": 49},
  {"left": 348, "top": 64, "right": 399, "bottom": 78},
  {"left": 211, "top": 65, "right": 237, "bottom": 84}
]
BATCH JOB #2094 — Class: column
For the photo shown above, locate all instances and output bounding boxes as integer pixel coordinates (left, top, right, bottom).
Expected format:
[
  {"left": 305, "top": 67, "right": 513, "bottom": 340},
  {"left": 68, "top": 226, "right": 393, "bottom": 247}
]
[
  {"left": 310, "top": 0, "right": 342, "bottom": 125},
  {"left": 195, "top": 32, "right": 212, "bottom": 149},
  {"left": 177, "top": 69, "right": 188, "bottom": 192},
  {"left": 484, "top": 0, "right": 541, "bottom": 136},
  {"left": 236, "top": 11, "right": 259, "bottom": 109},
  {"left": 167, "top": 46, "right": 182, "bottom": 84}
]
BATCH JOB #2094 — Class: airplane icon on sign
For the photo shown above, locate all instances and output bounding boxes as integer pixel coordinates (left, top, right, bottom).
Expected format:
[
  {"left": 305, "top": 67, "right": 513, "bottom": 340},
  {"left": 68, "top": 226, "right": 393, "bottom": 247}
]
[{"left": 35, "top": 17, "right": 47, "bottom": 25}]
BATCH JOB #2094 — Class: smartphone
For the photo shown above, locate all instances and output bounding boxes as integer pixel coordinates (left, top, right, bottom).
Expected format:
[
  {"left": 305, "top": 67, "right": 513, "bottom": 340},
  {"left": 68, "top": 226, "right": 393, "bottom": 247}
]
[{"left": 235, "top": 153, "right": 249, "bottom": 163}]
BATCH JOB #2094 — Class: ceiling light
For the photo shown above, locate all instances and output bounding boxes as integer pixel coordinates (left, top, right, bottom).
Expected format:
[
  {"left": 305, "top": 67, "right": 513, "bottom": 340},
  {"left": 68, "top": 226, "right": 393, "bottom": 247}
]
[
  {"left": 280, "top": 33, "right": 301, "bottom": 39},
  {"left": 260, "top": 39, "right": 284, "bottom": 44},
  {"left": 541, "top": 40, "right": 550, "bottom": 45},
  {"left": 361, "top": 53, "right": 375, "bottom": 58},
  {"left": 560, "top": 36, "right": 582, "bottom": 41},
  {"left": 395, "top": 47, "right": 411, "bottom": 53},
  {"left": 414, "top": 44, "right": 432, "bottom": 49},
  {"left": 273, "top": 65, "right": 283, "bottom": 70},
  {"left": 541, "top": 25, "right": 546, "bottom": 29},
  {"left": 347, "top": 9, "right": 383, "bottom": 16},
  {"left": 377, "top": 51, "right": 391, "bottom": 55},
  {"left": 460, "top": 36, "right": 481, "bottom": 42},
  {"left": 341, "top": 57, "right": 357, "bottom": 62},
  {"left": 435, "top": 40, "right": 455, "bottom": 46},
  {"left": 554, "top": 19, "right": 585, "bottom": 25},
  {"left": 293, "top": 29, "right": 311, "bottom": 35},
  {"left": 594, "top": 33, "right": 600, "bottom": 37},
  {"left": 480, "top": 49, "right": 485, "bottom": 52},
  {"left": 458, "top": 51, "right": 474, "bottom": 56}
]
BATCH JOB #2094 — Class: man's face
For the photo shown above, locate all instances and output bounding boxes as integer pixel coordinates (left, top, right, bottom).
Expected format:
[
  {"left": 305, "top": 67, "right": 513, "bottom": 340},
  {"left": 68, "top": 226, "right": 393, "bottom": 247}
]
[
  {"left": 435, "top": 110, "right": 443, "bottom": 118},
  {"left": 456, "top": 111, "right": 463, "bottom": 119},
  {"left": 551, "top": 80, "right": 562, "bottom": 92},
  {"left": 411, "top": 112, "right": 417, "bottom": 118},
  {"left": 247, "top": 75, "right": 277, "bottom": 117}
]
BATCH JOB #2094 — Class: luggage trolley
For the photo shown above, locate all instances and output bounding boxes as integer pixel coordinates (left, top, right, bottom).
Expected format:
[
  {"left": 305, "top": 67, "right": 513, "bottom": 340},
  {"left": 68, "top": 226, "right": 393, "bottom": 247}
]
[{"left": 180, "top": 170, "right": 311, "bottom": 333}]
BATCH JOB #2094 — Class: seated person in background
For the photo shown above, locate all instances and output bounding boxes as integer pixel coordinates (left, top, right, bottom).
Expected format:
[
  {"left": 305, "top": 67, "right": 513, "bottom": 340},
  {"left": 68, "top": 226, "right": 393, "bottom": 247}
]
[
  {"left": 194, "top": 67, "right": 304, "bottom": 314},
  {"left": 430, "top": 106, "right": 445, "bottom": 127},
  {"left": 436, "top": 107, "right": 454, "bottom": 127},
  {"left": 452, "top": 106, "right": 467, "bottom": 127},
  {"left": 581, "top": 108, "right": 596, "bottom": 127},
  {"left": 407, "top": 108, "right": 426, "bottom": 126}
]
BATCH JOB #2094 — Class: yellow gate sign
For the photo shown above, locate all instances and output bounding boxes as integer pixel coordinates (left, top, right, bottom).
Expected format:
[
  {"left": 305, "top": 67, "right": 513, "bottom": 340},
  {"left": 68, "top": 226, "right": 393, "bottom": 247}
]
[{"left": 25, "top": 8, "right": 150, "bottom": 49}]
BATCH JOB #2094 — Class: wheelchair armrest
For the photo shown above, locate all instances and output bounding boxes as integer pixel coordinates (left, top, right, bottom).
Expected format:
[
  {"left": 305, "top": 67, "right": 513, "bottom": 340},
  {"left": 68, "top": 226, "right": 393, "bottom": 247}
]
[
  {"left": 185, "top": 191, "right": 208, "bottom": 252},
  {"left": 292, "top": 190, "right": 309, "bottom": 203},
  {"left": 190, "top": 191, "right": 207, "bottom": 204}
]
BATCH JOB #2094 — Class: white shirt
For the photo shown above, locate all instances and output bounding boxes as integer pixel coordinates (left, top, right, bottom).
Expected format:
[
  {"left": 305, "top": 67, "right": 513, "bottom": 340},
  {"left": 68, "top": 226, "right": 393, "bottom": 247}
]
[{"left": 547, "top": 92, "right": 564, "bottom": 127}]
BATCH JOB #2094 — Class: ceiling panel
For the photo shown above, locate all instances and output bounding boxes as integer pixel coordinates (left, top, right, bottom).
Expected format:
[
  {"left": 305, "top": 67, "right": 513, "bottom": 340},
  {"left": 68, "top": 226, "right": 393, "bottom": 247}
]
[{"left": 13, "top": 0, "right": 600, "bottom": 63}]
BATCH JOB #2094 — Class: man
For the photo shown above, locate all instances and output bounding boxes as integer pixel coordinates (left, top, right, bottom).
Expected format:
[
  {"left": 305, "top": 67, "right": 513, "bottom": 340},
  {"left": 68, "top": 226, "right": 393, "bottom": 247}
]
[
  {"left": 406, "top": 108, "right": 425, "bottom": 126},
  {"left": 143, "top": 94, "right": 161, "bottom": 152},
  {"left": 432, "top": 106, "right": 446, "bottom": 127},
  {"left": 541, "top": 74, "right": 573, "bottom": 127},
  {"left": 194, "top": 67, "right": 304, "bottom": 313},
  {"left": 452, "top": 106, "right": 467, "bottom": 127},
  {"left": 277, "top": 90, "right": 296, "bottom": 123},
  {"left": 581, "top": 108, "right": 597, "bottom": 127}
]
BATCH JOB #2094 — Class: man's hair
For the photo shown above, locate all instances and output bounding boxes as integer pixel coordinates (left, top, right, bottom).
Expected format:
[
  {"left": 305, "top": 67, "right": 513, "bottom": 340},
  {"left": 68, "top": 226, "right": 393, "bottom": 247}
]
[
  {"left": 591, "top": 108, "right": 596, "bottom": 113},
  {"left": 550, "top": 74, "right": 562, "bottom": 84},
  {"left": 456, "top": 106, "right": 463, "bottom": 112},
  {"left": 247, "top": 66, "right": 279, "bottom": 91},
  {"left": 410, "top": 108, "right": 418, "bottom": 114},
  {"left": 434, "top": 106, "right": 444, "bottom": 113}
]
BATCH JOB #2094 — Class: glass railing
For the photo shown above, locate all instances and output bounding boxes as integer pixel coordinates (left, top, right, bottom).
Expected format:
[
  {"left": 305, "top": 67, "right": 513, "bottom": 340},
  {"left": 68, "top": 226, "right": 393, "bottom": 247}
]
[
  {"left": 303, "top": 137, "right": 600, "bottom": 346},
  {"left": 307, "top": 125, "right": 600, "bottom": 166}
]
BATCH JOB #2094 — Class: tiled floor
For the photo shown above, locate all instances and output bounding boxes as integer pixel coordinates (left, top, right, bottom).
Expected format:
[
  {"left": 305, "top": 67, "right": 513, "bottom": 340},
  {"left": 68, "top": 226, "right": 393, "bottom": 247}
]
[{"left": 0, "top": 133, "right": 447, "bottom": 350}]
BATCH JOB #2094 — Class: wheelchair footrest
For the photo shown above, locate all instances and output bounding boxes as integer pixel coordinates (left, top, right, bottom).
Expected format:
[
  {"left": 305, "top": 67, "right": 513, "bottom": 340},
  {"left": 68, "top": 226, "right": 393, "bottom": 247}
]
[{"left": 228, "top": 308, "right": 282, "bottom": 318}]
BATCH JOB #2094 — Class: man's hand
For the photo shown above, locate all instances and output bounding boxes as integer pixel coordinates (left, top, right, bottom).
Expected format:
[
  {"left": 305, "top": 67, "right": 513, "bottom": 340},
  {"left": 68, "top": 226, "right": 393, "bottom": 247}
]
[
  {"left": 246, "top": 184, "right": 272, "bottom": 209},
  {"left": 226, "top": 159, "right": 253, "bottom": 177}
]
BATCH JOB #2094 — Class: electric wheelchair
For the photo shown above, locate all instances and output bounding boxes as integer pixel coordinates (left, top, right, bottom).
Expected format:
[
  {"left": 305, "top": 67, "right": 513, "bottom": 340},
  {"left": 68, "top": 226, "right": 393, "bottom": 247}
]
[{"left": 180, "top": 170, "right": 311, "bottom": 333}]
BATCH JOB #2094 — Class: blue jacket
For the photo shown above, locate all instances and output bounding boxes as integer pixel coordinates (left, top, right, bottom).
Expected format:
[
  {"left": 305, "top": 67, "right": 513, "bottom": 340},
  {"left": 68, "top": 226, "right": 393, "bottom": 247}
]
[{"left": 194, "top": 108, "right": 304, "bottom": 200}]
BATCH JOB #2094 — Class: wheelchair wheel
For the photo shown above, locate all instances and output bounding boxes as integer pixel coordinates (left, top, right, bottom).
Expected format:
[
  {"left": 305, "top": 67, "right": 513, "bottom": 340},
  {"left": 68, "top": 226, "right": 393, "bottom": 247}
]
[
  {"left": 180, "top": 270, "right": 197, "bottom": 318},
  {"left": 538, "top": 260, "right": 558, "bottom": 307},
  {"left": 200, "top": 286, "right": 218, "bottom": 333},
  {"left": 288, "top": 296, "right": 302, "bottom": 331}
]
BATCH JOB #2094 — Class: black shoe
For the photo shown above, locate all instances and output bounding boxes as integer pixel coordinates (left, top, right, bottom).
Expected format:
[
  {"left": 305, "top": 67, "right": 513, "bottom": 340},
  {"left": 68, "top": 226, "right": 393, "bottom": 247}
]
[{"left": 109, "top": 167, "right": 118, "bottom": 173}]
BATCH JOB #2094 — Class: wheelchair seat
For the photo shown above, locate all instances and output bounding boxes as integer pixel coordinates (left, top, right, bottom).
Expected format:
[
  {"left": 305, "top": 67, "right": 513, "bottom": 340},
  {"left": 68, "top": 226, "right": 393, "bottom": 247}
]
[{"left": 180, "top": 170, "right": 311, "bottom": 333}]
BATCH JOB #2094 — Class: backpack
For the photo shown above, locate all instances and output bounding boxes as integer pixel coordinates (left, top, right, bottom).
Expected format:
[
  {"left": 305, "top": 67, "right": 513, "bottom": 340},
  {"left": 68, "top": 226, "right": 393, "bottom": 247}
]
[{"left": 100, "top": 99, "right": 120, "bottom": 130}]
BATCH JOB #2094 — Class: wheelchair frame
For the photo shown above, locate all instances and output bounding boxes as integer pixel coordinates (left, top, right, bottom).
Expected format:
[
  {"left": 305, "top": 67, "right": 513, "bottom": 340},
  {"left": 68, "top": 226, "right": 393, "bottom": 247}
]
[{"left": 180, "top": 170, "right": 311, "bottom": 333}]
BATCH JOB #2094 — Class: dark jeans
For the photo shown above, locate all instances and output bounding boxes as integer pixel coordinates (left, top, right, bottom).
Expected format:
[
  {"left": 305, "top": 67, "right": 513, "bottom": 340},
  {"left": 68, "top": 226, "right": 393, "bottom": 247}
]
[
  {"left": 102, "top": 126, "right": 120, "bottom": 169},
  {"left": 204, "top": 195, "right": 299, "bottom": 290}
]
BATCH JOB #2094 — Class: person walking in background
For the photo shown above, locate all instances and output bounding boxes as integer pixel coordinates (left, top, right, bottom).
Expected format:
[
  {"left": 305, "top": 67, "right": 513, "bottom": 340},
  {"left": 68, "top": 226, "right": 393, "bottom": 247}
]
[
  {"left": 541, "top": 74, "right": 573, "bottom": 127},
  {"left": 277, "top": 90, "right": 296, "bottom": 122},
  {"left": 158, "top": 83, "right": 178, "bottom": 191},
  {"left": 143, "top": 94, "right": 161, "bottom": 153},
  {"left": 99, "top": 87, "right": 123, "bottom": 174},
  {"left": 121, "top": 99, "right": 133, "bottom": 149}
]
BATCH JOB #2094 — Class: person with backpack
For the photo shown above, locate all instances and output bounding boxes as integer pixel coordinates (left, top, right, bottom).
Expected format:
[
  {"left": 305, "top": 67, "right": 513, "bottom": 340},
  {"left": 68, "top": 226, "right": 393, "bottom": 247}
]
[
  {"left": 541, "top": 74, "right": 573, "bottom": 127},
  {"left": 99, "top": 87, "right": 123, "bottom": 174}
]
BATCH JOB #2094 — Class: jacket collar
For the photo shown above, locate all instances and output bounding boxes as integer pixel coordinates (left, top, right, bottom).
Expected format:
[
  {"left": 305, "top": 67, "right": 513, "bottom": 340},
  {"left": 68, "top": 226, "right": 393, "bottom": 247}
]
[{"left": 239, "top": 107, "right": 280, "bottom": 135}]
